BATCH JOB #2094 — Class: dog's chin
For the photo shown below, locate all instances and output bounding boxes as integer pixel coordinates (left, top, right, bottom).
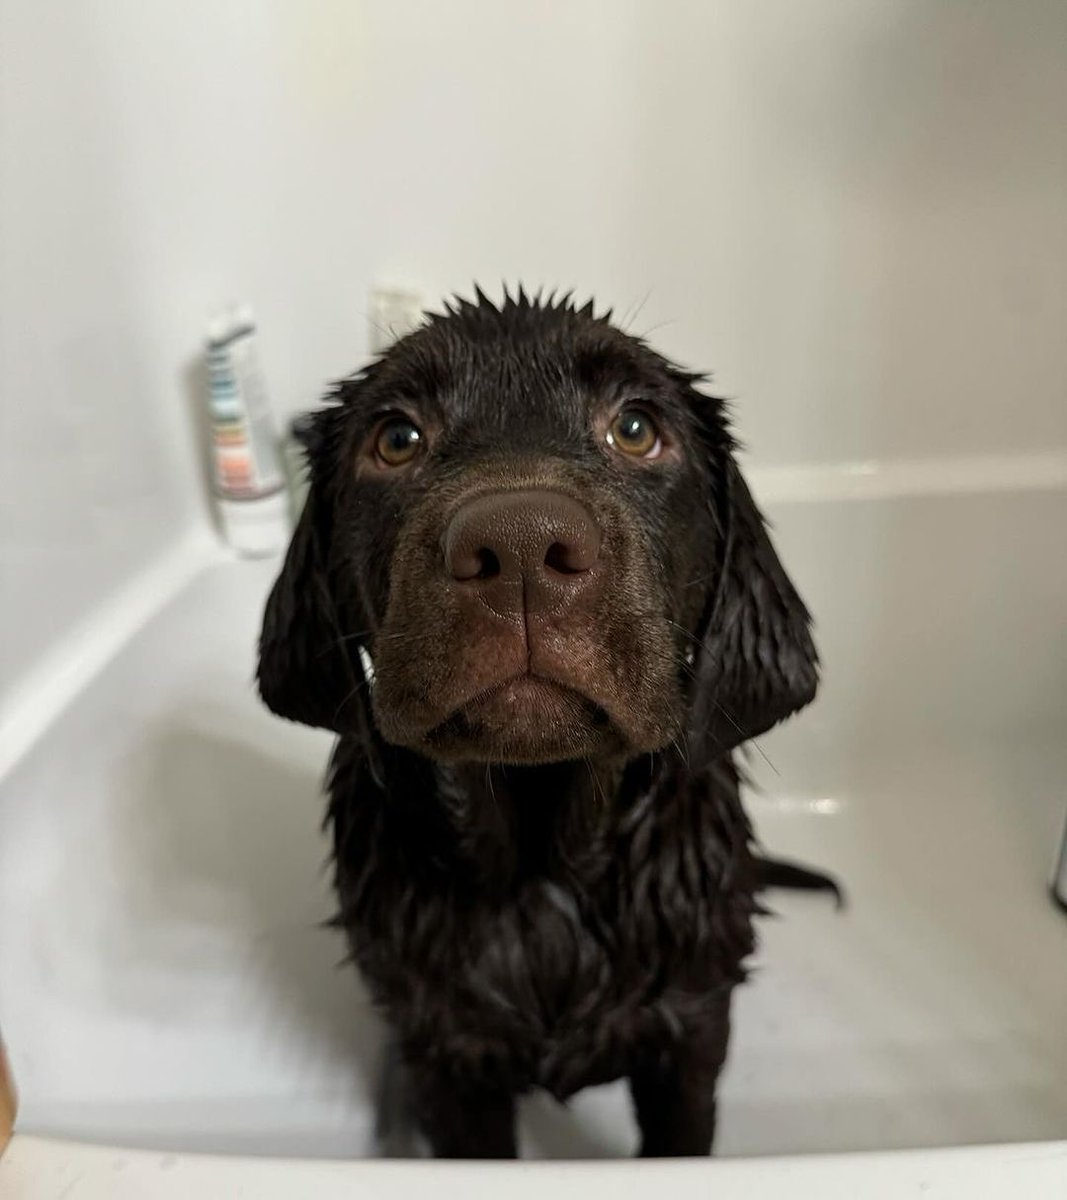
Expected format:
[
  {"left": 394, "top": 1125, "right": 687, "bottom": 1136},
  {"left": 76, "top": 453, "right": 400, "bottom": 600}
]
[{"left": 398, "top": 677, "right": 627, "bottom": 765}]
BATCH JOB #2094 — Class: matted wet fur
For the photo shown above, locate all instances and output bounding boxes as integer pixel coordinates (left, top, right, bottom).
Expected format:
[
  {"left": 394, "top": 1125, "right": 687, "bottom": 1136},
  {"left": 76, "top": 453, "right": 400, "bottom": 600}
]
[{"left": 258, "top": 289, "right": 831, "bottom": 1157}]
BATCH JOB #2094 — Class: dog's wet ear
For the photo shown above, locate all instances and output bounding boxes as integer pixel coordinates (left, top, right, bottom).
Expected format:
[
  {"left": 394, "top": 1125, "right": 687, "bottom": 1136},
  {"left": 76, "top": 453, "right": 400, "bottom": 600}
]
[
  {"left": 257, "top": 409, "right": 372, "bottom": 737},
  {"left": 690, "top": 445, "right": 819, "bottom": 760}
]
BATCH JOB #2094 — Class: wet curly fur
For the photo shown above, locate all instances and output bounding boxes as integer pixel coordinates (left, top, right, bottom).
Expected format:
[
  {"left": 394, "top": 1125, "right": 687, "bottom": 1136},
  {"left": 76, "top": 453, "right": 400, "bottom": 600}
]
[{"left": 257, "top": 290, "right": 829, "bottom": 1157}]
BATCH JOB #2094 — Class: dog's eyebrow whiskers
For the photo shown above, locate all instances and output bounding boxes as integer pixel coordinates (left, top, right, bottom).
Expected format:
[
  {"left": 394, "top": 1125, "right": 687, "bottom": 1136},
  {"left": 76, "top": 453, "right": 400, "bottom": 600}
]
[
  {"left": 618, "top": 287, "right": 653, "bottom": 335},
  {"left": 635, "top": 318, "right": 675, "bottom": 342}
]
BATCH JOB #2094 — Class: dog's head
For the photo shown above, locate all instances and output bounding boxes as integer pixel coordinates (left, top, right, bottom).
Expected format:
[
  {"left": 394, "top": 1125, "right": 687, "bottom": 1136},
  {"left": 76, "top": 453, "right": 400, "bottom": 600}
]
[{"left": 258, "top": 290, "right": 817, "bottom": 767}]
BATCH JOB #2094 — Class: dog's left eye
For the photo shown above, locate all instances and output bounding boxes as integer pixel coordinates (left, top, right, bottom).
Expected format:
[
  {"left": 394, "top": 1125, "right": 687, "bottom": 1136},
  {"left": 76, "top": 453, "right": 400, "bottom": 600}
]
[
  {"left": 374, "top": 417, "right": 423, "bottom": 467},
  {"left": 607, "top": 407, "right": 661, "bottom": 459}
]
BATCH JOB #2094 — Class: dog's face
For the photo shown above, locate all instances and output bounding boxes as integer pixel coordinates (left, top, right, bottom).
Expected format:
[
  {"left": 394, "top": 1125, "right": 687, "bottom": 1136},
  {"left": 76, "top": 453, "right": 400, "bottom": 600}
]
[
  {"left": 258, "top": 292, "right": 818, "bottom": 767},
  {"left": 344, "top": 298, "right": 716, "bottom": 765}
]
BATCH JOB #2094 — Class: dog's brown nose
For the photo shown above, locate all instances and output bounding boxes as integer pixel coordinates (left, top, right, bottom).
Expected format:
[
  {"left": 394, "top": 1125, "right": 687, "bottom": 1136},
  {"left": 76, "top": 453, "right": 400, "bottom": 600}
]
[{"left": 443, "top": 490, "right": 602, "bottom": 617}]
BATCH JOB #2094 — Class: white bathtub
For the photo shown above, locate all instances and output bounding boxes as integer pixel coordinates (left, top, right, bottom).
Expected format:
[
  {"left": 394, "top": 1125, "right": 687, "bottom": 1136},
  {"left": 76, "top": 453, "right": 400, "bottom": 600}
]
[{"left": 1, "top": 456, "right": 1065, "bottom": 1195}]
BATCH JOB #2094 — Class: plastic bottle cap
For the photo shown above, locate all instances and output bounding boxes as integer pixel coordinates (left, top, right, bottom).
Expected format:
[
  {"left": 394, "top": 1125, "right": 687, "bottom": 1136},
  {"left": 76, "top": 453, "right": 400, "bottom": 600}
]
[
  {"left": 206, "top": 312, "right": 234, "bottom": 345},
  {"left": 233, "top": 303, "right": 256, "bottom": 330}
]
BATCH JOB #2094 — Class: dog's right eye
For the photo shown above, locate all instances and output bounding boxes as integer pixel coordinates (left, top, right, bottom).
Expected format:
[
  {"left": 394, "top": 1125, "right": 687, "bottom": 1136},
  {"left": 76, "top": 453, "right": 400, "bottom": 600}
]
[
  {"left": 607, "top": 407, "right": 662, "bottom": 459},
  {"left": 374, "top": 417, "right": 423, "bottom": 467}
]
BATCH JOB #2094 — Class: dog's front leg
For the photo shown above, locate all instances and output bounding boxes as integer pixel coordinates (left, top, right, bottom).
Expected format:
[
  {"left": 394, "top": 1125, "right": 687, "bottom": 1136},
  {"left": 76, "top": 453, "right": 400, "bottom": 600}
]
[
  {"left": 628, "top": 994, "right": 732, "bottom": 1157},
  {"left": 409, "top": 1066, "right": 518, "bottom": 1158}
]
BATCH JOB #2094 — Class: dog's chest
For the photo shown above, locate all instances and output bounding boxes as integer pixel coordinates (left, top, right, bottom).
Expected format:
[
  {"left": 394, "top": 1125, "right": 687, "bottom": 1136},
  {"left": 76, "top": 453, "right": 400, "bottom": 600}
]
[
  {"left": 333, "top": 754, "right": 757, "bottom": 1094},
  {"left": 406, "top": 866, "right": 748, "bottom": 1097},
  {"left": 484, "top": 876, "right": 602, "bottom": 1026},
  {"left": 462, "top": 872, "right": 729, "bottom": 1010}
]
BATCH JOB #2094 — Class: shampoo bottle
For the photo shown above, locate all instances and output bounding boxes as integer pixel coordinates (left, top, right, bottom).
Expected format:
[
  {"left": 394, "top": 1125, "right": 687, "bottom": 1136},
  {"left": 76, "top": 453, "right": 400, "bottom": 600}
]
[{"left": 205, "top": 305, "right": 290, "bottom": 556}]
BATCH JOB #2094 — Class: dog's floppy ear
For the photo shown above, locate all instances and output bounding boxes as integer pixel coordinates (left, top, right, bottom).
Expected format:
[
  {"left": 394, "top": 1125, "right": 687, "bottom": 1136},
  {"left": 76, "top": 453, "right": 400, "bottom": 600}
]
[
  {"left": 690, "top": 452, "right": 819, "bottom": 759},
  {"left": 257, "top": 411, "right": 372, "bottom": 736}
]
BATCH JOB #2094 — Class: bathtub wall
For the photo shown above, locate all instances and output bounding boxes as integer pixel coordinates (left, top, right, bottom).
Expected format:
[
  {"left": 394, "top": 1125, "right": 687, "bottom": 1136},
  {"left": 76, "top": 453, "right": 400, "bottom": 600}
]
[{"left": 3, "top": 0, "right": 1065, "bottom": 707}]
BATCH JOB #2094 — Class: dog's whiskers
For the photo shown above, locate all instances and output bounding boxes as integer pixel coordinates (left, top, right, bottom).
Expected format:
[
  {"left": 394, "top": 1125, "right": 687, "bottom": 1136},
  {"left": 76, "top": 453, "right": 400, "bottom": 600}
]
[
  {"left": 710, "top": 700, "right": 780, "bottom": 777},
  {"left": 330, "top": 676, "right": 368, "bottom": 725},
  {"left": 322, "top": 628, "right": 424, "bottom": 658},
  {"left": 668, "top": 734, "right": 691, "bottom": 771}
]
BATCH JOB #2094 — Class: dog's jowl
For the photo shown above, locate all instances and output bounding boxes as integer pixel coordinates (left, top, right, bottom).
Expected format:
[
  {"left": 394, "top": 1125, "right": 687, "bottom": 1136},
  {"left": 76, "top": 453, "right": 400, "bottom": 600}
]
[{"left": 258, "top": 290, "right": 820, "bottom": 1158}]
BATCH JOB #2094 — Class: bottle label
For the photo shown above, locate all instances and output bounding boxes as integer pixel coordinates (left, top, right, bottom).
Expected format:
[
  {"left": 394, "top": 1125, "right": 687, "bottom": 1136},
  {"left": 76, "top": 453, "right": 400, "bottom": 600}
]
[{"left": 207, "top": 334, "right": 283, "bottom": 500}]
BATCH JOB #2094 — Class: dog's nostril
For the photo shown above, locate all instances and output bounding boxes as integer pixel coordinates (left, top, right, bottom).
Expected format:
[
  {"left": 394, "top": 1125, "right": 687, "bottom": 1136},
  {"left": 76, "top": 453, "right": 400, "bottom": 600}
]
[
  {"left": 476, "top": 548, "right": 501, "bottom": 580},
  {"left": 544, "top": 541, "right": 588, "bottom": 576},
  {"left": 445, "top": 542, "right": 501, "bottom": 582}
]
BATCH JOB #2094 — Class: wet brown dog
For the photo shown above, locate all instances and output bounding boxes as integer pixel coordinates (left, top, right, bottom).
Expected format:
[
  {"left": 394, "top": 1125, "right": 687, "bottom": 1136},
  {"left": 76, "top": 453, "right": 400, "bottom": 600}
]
[{"left": 257, "top": 290, "right": 823, "bottom": 1157}]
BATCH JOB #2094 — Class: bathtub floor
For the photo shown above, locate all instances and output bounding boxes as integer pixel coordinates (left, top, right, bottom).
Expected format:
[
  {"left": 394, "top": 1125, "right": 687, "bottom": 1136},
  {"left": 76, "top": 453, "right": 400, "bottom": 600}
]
[{"left": 1, "top": 555, "right": 1065, "bottom": 1159}]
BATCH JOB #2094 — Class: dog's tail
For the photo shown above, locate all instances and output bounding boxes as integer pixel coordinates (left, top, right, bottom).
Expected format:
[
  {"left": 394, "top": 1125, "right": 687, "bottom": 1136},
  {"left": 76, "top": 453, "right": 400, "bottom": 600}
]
[{"left": 753, "top": 854, "right": 845, "bottom": 910}]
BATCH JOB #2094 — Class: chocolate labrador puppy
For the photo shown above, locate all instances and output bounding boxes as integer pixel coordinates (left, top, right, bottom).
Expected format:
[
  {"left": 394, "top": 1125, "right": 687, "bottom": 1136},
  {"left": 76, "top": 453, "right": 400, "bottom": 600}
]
[{"left": 257, "top": 289, "right": 828, "bottom": 1158}]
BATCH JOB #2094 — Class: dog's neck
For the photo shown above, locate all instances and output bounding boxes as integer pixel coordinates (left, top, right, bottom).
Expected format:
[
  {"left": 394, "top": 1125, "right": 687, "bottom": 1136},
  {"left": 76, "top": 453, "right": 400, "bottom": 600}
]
[{"left": 433, "top": 758, "right": 635, "bottom": 888}]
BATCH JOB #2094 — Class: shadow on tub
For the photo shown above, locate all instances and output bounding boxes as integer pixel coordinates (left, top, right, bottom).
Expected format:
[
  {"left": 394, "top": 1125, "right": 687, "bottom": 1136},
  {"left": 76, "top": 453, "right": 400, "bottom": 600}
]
[
  {"left": 97, "top": 719, "right": 629, "bottom": 1159},
  {"left": 88, "top": 720, "right": 381, "bottom": 1156}
]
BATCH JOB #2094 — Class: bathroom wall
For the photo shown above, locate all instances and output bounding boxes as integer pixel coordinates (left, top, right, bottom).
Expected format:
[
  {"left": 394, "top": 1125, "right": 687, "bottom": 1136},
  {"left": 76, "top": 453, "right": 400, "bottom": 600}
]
[
  {"left": 1, "top": 0, "right": 374, "bottom": 698},
  {"left": 355, "top": 0, "right": 1067, "bottom": 466},
  {"left": 3, "top": 0, "right": 1065, "bottom": 705}
]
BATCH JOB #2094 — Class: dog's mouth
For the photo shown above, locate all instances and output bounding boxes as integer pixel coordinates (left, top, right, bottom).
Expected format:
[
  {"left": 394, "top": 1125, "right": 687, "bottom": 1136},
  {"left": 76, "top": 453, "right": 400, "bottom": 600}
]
[
  {"left": 422, "top": 672, "right": 616, "bottom": 764},
  {"left": 370, "top": 613, "right": 684, "bottom": 765}
]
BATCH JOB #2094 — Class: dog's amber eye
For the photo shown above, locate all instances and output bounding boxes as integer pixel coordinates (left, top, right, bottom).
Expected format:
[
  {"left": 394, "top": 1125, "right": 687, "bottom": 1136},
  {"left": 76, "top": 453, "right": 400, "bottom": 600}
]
[
  {"left": 607, "top": 407, "right": 661, "bottom": 458},
  {"left": 375, "top": 417, "right": 422, "bottom": 467}
]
